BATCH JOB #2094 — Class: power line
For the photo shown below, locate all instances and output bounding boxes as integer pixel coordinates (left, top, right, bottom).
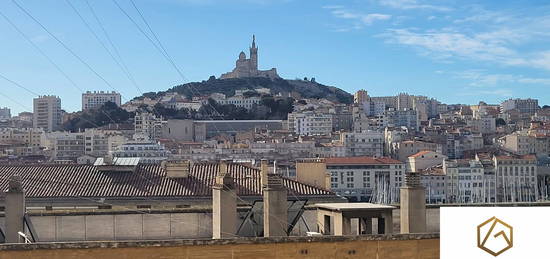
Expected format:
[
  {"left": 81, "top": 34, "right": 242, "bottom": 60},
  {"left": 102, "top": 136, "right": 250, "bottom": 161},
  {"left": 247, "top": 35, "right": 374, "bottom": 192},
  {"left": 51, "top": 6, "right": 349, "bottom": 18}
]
[
  {"left": 0, "top": 90, "right": 31, "bottom": 111},
  {"left": 111, "top": 0, "right": 184, "bottom": 80},
  {"left": 1, "top": 5, "right": 119, "bottom": 127},
  {"left": 66, "top": 0, "right": 143, "bottom": 96},
  {"left": 0, "top": 9, "right": 84, "bottom": 93},
  {"left": 11, "top": 0, "right": 125, "bottom": 98},
  {"left": 0, "top": 72, "right": 40, "bottom": 96},
  {"left": 113, "top": 0, "right": 240, "bottom": 136},
  {"left": 128, "top": 0, "right": 186, "bottom": 82},
  {"left": 0, "top": 73, "right": 104, "bottom": 129},
  {"left": 85, "top": 0, "right": 143, "bottom": 95}
]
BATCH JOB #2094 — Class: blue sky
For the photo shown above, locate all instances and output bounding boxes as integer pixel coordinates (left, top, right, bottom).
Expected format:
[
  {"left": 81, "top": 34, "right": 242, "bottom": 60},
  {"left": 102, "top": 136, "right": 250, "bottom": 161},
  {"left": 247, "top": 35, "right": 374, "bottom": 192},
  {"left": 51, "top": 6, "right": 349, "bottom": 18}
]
[{"left": 1, "top": 0, "right": 550, "bottom": 114}]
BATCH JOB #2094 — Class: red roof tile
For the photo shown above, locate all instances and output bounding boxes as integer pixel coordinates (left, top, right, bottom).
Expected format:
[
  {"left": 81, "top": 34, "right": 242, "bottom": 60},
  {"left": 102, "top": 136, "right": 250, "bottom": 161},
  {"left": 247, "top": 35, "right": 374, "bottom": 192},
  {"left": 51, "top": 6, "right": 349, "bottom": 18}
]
[{"left": 408, "top": 150, "right": 435, "bottom": 158}]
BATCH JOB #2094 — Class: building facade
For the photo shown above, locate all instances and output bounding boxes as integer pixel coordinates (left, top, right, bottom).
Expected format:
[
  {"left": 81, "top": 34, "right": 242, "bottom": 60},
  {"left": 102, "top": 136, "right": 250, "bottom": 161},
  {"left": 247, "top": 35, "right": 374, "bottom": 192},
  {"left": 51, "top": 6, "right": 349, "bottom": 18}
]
[
  {"left": 501, "top": 98, "right": 539, "bottom": 114},
  {"left": 82, "top": 91, "right": 122, "bottom": 110},
  {"left": 287, "top": 112, "right": 332, "bottom": 136},
  {"left": 325, "top": 157, "right": 404, "bottom": 203},
  {"left": 340, "top": 131, "right": 384, "bottom": 157},
  {"left": 112, "top": 140, "right": 171, "bottom": 164},
  {"left": 0, "top": 107, "right": 11, "bottom": 120},
  {"left": 33, "top": 96, "right": 62, "bottom": 132}
]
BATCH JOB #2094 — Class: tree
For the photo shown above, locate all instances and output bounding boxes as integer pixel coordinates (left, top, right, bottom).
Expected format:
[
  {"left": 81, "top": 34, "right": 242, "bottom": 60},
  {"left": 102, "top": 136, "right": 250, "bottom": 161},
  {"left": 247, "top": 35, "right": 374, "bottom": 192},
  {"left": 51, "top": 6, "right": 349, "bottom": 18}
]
[{"left": 62, "top": 102, "right": 130, "bottom": 132}]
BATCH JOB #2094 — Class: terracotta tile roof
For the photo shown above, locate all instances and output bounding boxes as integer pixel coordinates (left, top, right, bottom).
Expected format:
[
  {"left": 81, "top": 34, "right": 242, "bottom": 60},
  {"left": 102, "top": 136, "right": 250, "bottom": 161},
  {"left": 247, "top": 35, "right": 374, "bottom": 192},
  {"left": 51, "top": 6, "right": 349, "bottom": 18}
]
[
  {"left": 408, "top": 150, "right": 435, "bottom": 158},
  {"left": 0, "top": 163, "right": 333, "bottom": 199},
  {"left": 325, "top": 156, "right": 403, "bottom": 165}
]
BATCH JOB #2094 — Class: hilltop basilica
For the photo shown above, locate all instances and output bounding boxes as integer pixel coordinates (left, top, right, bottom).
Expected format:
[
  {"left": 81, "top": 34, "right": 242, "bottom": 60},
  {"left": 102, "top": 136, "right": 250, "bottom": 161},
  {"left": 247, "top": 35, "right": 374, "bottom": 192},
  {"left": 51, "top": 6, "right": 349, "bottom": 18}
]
[{"left": 220, "top": 35, "right": 280, "bottom": 79}]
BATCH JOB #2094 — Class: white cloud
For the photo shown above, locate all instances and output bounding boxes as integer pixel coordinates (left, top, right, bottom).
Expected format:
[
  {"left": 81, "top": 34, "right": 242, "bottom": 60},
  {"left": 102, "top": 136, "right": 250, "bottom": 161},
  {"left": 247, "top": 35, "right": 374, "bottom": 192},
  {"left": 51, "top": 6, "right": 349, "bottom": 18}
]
[
  {"left": 375, "top": 3, "right": 550, "bottom": 72},
  {"left": 325, "top": 6, "right": 391, "bottom": 30},
  {"left": 452, "top": 70, "right": 550, "bottom": 87},
  {"left": 530, "top": 51, "right": 550, "bottom": 71},
  {"left": 383, "top": 29, "right": 518, "bottom": 63},
  {"left": 379, "top": 0, "right": 452, "bottom": 12},
  {"left": 458, "top": 89, "right": 514, "bottom": 97}
]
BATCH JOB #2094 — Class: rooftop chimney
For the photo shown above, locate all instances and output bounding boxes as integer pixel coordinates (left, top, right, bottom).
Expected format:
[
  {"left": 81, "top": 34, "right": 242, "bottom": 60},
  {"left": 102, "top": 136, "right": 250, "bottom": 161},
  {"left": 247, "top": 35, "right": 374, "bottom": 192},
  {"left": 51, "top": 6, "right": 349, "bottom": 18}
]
[
  {"left": 164, "top": 160, "right": 191, "bottom": 178},
  {"left": 104, "top": 155, "right": 113, "bottom": 165},
  {"left": 212, "top": 160, "right": 237, "bottom": 239},
  {"left": 400, "top": 172, "right": 427, "bottom": 234},
  {"left": 260, "top": 159, "right": 268, "bottom": 187},
  {"left": 5, "top": 175, "right": 26, "bottom": 243},
  {"left": 263, "top": 165, "right": 288, "bottom": 237}
]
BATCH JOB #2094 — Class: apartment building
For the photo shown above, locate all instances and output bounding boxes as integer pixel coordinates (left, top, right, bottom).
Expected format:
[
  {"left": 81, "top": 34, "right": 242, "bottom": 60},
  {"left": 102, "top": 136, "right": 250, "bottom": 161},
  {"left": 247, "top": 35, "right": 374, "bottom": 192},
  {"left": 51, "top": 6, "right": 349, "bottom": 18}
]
[
  {"left": 212, "top": 94, "right": 261, "bottom": 110},
  {"left": 0, "top": 107, "right": 11, "bottom": 120},
  {"left": 501, "top": 98, "right": 539, "bottom": 115},
  {"left": 444, "top": 159, "right": 492, "bottom": 203},
  {"left": 499, "top": 130, "right": 534, "bottom": 155},
  {"left": 134, "top": 112, "right": 165, "bottom": 140},
  {"left": 385, "top": 108, "right": 419, "bottom": 131},
  {"left": 43, "top": 129, "right": 126, "bottom": 161},
  {"left": 287, "top": 111, "right": 332, "bottom": 136},
  {"left": 112, "top": 140, "right": 171, "bottom": 164},
  {"left": 0, "top": 128, "right": 43, "bottom": 147},
  {"left": 33, "top": 95, "right": 62, "bottom": 132},
  {"left": 494, "top": 155, "right": 538, "bottom": 202},
  {"left": 340, "top": 131, "right": 384, "bottom": 157},
  {"left": 407, "top": 150, "right": 446, "bottom": 173},
  {"left": 391, "top": 140, "right": 441, "bottom": 162},
  {"left": 82, "top": 91, "right": 121, "bottom": 110},
  {"left": 325, "top": 157, "right": 404, "bottom": 202}
]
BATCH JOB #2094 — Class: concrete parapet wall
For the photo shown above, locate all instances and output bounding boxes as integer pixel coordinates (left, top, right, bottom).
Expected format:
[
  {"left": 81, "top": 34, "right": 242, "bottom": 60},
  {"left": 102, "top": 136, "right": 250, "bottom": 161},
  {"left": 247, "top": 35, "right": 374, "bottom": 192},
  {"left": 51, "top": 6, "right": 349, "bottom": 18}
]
[{"left": 0, "top": 234, "right": 439, "bottom": 259}]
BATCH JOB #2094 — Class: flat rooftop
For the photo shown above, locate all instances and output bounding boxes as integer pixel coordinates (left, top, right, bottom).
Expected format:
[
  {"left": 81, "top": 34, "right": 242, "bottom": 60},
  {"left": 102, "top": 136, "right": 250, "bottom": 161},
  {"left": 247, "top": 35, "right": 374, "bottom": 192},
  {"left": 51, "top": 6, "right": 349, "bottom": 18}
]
[{"left": 316, "top": 203, "right": 396, "bottom": 212}]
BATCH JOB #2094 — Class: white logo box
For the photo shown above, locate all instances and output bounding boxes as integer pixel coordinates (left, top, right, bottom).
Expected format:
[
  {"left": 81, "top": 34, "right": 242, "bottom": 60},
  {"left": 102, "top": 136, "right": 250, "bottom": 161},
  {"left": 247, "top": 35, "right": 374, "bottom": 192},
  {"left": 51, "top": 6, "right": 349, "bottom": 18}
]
[{"left": 440, "top": 207, "right": 550, "bottom": 258}]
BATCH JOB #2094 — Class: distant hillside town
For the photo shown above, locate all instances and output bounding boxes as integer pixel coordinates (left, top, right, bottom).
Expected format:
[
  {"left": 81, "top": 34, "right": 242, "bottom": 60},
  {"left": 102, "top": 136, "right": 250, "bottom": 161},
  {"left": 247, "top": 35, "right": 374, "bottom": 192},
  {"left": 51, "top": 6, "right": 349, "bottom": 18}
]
[{"left": 1, "top": 36, "right": 550, "bottom": 206}]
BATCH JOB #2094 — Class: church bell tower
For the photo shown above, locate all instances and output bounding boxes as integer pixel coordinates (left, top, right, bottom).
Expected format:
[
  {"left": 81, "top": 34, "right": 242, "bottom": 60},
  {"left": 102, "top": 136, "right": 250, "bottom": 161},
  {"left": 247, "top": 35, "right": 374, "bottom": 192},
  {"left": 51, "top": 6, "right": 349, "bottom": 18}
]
[{"left": 249, "top": 35, "right": 258, "bottom": 71}]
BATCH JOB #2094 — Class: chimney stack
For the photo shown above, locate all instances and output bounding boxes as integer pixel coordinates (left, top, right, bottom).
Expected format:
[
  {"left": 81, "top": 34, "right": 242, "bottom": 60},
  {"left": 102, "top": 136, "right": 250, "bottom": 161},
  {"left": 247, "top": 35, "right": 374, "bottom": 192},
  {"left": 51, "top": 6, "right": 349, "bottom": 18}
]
[
  {"left": 400, "top": 172, "right": 427, "bottom": 234},
  {"left": 260, "top": 159, "right": 268, "bottom": 187},
  {"left": 165, "top": 160, "right": 191, "bottom": 178},
  {"left": 5, "top": 175, "right": 26, "bottom": 243},
  {"left": 212, "top": 160, "right": 237, "bottom": 239},
  {"left": 263, "top": 166, "right": 288, "bottom": 237},
  {"left": 104, "top": 155, "right": 113, "bottom": 165}
]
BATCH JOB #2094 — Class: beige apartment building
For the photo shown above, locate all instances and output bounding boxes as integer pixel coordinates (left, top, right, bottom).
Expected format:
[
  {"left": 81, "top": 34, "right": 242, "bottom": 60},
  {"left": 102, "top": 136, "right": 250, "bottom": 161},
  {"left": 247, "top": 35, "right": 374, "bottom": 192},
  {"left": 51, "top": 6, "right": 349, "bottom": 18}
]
[
  {"left": 407, "top": 150, "right": 446, "bottom": 173},
  {"left": 392, "top": 140, "right": 441, "bottom": 162},
  {"left": 33, "top": 95, "right": 62, "bottom": 132},
  {"left": 82, "top": 91, "right": 121, "bottom": 110},
  {"left": 296, "top": 156, "right": 405, "bottom": 202}
]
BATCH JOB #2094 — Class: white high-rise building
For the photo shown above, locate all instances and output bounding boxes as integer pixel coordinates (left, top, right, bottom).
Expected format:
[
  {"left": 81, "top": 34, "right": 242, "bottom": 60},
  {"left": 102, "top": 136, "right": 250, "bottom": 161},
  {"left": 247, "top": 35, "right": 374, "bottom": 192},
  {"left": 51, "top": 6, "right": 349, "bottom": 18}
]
[
  {"left": 33, "top": 95, "right": 62, "bottom": 132},
  {"left": 82, "top": 91, "right": 121, "bottom": 110},
  {"left": 287, "top": 111, "right": 332, "bottom": 136}
]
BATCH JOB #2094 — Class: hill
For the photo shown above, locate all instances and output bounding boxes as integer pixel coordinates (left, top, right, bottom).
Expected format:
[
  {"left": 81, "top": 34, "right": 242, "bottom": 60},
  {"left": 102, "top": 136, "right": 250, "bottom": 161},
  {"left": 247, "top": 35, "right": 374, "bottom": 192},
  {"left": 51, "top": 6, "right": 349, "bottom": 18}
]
[{"left": 137, "top": 76, "right": 353, "bottom": 104}]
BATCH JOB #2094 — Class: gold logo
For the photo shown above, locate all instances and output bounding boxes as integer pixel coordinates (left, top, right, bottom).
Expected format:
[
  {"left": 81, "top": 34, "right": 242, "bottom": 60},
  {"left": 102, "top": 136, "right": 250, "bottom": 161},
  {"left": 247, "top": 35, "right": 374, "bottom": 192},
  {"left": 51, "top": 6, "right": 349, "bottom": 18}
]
[{"left": 477, "top": 217, "right": 513, "bottom": 256}]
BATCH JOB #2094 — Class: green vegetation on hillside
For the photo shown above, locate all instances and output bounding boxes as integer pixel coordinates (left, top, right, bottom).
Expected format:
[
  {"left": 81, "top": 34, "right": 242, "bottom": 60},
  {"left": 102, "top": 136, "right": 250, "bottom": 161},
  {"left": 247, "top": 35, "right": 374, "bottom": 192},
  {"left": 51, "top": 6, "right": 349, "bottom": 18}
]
[
  {"left": 147, "top": 77, "right": 352, "bottom": 104},
  {"left": 63, "top": 102, "right": 131, "bottom": 132},
  {"left": 147, "top": 97, "right": 295, "bottom": 120}
]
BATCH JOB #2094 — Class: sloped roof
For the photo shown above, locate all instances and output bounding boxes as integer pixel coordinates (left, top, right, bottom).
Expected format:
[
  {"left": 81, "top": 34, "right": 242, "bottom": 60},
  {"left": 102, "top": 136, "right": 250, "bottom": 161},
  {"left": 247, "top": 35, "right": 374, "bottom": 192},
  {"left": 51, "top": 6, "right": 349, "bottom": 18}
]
[
  {"left": 408, "top": 150, "right": 438, "bottom": 158},
  {"left": 0, "top": 163, "right": 333, "bottom": 199},
  {"left": 325, "top": 156, "right": 403, "bottom": 165}
]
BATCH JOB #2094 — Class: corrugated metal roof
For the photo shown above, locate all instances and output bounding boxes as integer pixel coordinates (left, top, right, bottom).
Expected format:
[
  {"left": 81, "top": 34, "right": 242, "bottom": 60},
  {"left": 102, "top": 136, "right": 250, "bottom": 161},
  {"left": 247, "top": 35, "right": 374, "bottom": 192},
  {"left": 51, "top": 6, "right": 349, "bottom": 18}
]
[{"left": 0, "top": 163, "right": 333, "bottom": 199}]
